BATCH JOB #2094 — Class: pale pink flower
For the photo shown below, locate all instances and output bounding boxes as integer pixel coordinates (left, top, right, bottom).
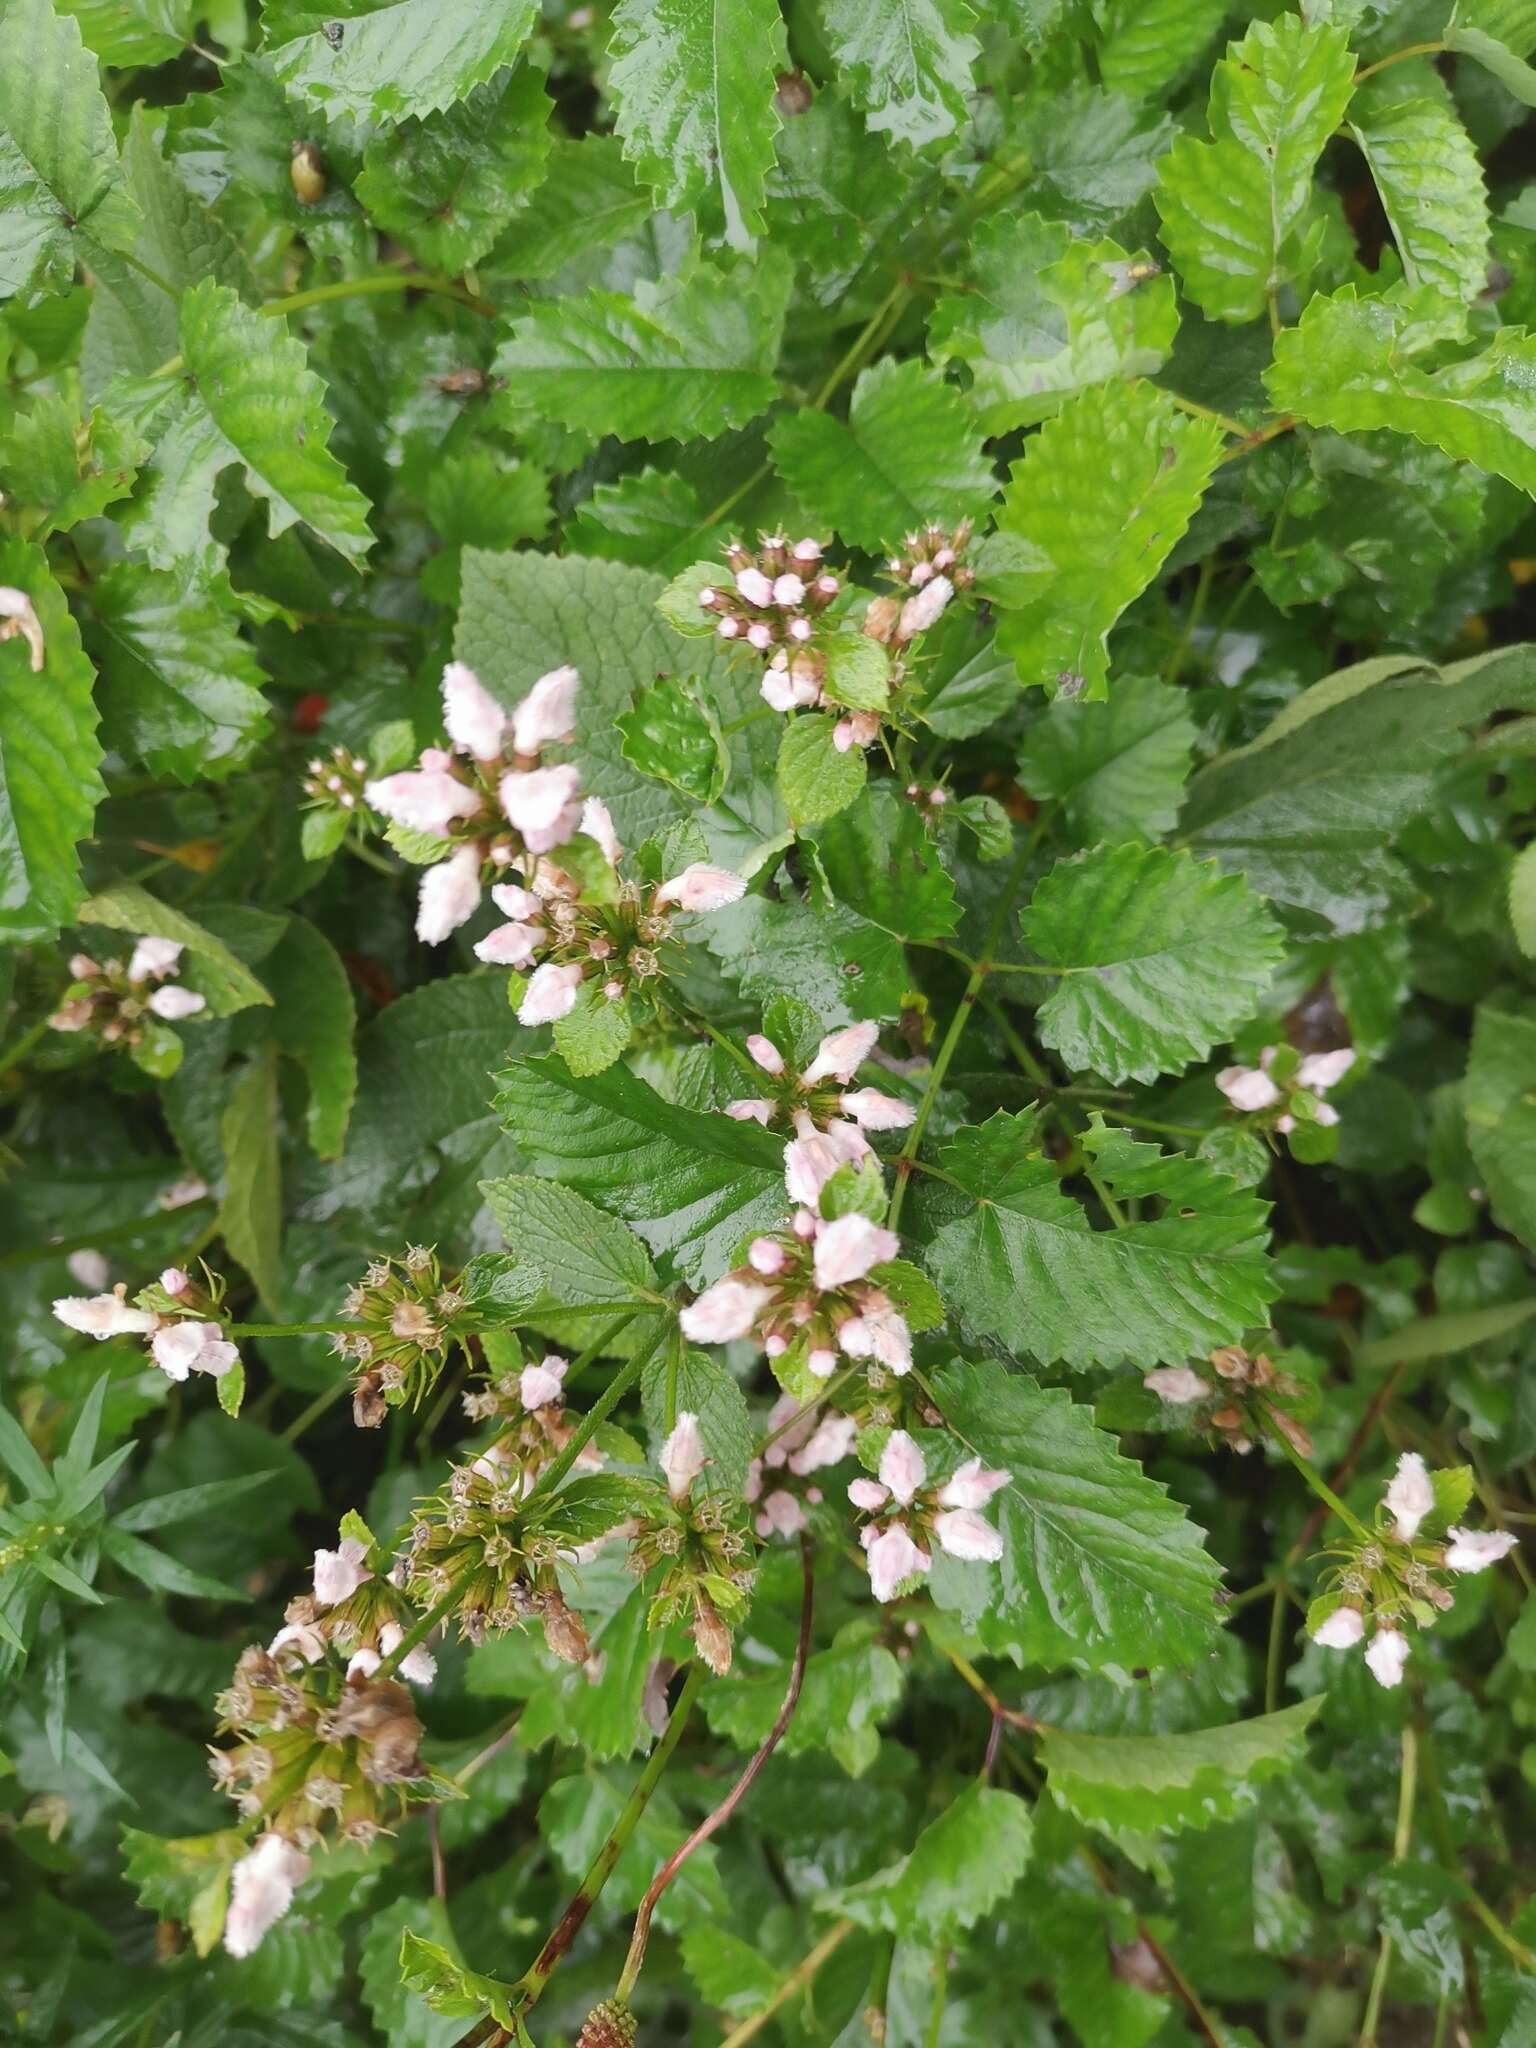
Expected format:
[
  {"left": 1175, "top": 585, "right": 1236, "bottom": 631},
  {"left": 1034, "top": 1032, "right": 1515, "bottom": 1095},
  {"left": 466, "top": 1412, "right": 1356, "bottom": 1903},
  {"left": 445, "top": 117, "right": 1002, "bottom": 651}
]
[
  {"left": 520, "top": 1355, "right": 567, "bottom": 1409},
  {"left": 660, "top": 1411, "right": 707, "bottom": 1498},
  {"left": 790, "top": 1414, "right": 857, "bottom": 1473},
  {"left": 313, "top": 1535, "right": 372, "bottom": 1606},
  {"left": 65, "top": 1249, "right": 111, "bottom": 1291},
  {"left": 346, "top": 1646, "right": 382, "bottom": 1680},
  {"left": 147, "top": 985, "right": 207, "bottom": 1021},
  {"left": 735, "top": 566, "right": 774, "bottom": 607},
  {"left": 679, "top": 1276, "right": 770, "bottom": 1344},
  {"left": 1217, "top": 1064, "right": 1283, "bottom": 1112},
  {"left": 474, "top": 919, "right": 543, "bottom": 967},
  {"left": 518, "top": 961, "right": 584, "bottom": 1026},
  {"left": 938, "top": 1458, "right": 1010, "bottom": 1511},
  {"left": 756, "top": 1490, "right": 807, "bottom": 1539},
  {"left": 839, "top": 1088, "right": 914, "bottom": 1131},
  {"left": 933, "top": 1508, "right": 1004, "bottom": 1562},
  {"left": 746, "top": 1033, "right": 785, "bottom": 1076},
  {"left": 151, "top": 1320, "right": 240, "bottom": 1381},
  {"left": 1312, "top": 1605, "right": 1365, "bottom": 1649},
  {"left": 224, "top": 1834, "right": 311, "bottom": 1958},
  {"left": 128, "top": 936, "right": 183, "bottom": 982},
  {"left": 807, "top": 1345, "right": 838, "bottom": 1378},
  {"left": 1364, "top": 1627, "right": 1411, "bottom": 1689},
  {"left": 897, "top": 574, "right": 952, "bottom": 640},
  {"left": 1297, "top": 1049, "right": 1355, "bottom": 1094},
  {"left": 1144, "top": 1366, "right": 1208, "bottom": 1406},
  {"left": 804, "top": 1022, "right": 879, "bottom": 1086},
  {"left": 773, "top": 572, "right": 806, "bottom": 606},
  {"left": 866, "top": 1523, "right": 931, "bottom": 1601},
  {"left": 415, "top": 844, "right": 483, "bottom": 944},
  {"left": 160, "top": 1267, "right": 191, "bottom": 1297},
  {"left": 379, "top": 1619, "right": 437, "bottom": 1686},
  {"left": 838, "top": 1301, "right": 912, "bottom": 1375},
  {"left": 52, "top": 1287, "right": 160, "bottom": 1340},
  {"left": 813, "top": 1213, "right": 898, "bottom": 1291},
  {"left": 784, "top": 1111, "right": 870, "bottom": 1206},
  {"left": 580, "top": 795, "right": 622, "bottom": 866},
  {"left": 366, "top": 756, "right": 482, "bottom": 837},
  {"left": 1444, "top": 1526, "right": 1519, "bottom": 1573},
  {"left": 725, "top": 1098, "right": 775, "bottom": 1124},
  {"left": 441, "top": 661, "right": 508, "bottom": 758},
  {"left": 492, "top": 882, "right": 544, "bottom": 921},
  {"left": 511, "top": 665, "right": 580, "bottom": 755},
  {"left": 761, "top": 655, "right": 821, "bottom": 712},
  {"left": 500, "top": 763, "right": 582, "bottom": 837},
  {"left": 848, "top": 1476, "right": 888, "bottom": 1511},
  {"left": 832, "top": 711, "right": 881, "bottom": 753},
  {"left": 879, "top": 1430, "right": 927, "bottom": 1506},
  {"left": 654, "top": 864, "right": 746, "bottom": 913},
  {"left": 747, "top": 1237, "right": 788, "bottom": 1276},
  {"left": 1385, "top": 1451, "right": 1434, "bottom": 1543},
  {"left": 0, "top": 585, "right": 45, "bottom": 671}
]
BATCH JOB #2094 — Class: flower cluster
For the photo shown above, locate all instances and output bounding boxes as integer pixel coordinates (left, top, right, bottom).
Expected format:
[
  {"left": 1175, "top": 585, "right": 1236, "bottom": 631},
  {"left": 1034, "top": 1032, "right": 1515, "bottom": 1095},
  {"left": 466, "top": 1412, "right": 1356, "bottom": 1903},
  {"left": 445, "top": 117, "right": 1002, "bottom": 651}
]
[
  {"left": 279, "top": 1525, "right": 439, "bottom": 1686},
  {"left": 1145, "top": 1344, "right": 1314, "bottom": 1456},
  {"left": 744, "top": 1396, "right": 858, "bottom": 1539},
  {"left": 697, "top": 535, "right": 841, "bottom": 658},
  {"left": 339, "top": 1246, "right": 469, "bottom": 1426},
  {"left": 1218, "top": 1045, "right": 1355, "bottom": 1147},
  {"left": 48, "top": 937, "right": 208, "bottom": 1073},
  {"left": 301, "top": 741, "right": 371, "bottom": 822},
  {"left": 848, "top": 1429, "right": 1008, "bottom": 1602},
  {"left": 52, "top": 1264, "right": 241, "bottom": 1386},
  {"left": 863, "top": 519, "right": 975, "bottom": 650},
  {"left": 725, "top": 1016, "right": 914, "bottom": 1202},
  {"left": 1308, "top": 1452, "right": 1517, "bottom": 1687},
  {"left": 363, "top": 660, "right": 582, "bottom": 943},
  {"left": 629, "top": 1413, "right": 755, "bottom": 1674},
  {"left": 682, "top": 1206, "right": 920, "bottom": 1384}
]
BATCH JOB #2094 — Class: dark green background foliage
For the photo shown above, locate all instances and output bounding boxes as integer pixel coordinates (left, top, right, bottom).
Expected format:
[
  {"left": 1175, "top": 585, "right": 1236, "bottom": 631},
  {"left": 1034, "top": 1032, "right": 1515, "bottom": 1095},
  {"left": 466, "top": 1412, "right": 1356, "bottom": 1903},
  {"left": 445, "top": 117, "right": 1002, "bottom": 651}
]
[{"left": 5, "top": 0, "right": 1536, "bottom": 2042}]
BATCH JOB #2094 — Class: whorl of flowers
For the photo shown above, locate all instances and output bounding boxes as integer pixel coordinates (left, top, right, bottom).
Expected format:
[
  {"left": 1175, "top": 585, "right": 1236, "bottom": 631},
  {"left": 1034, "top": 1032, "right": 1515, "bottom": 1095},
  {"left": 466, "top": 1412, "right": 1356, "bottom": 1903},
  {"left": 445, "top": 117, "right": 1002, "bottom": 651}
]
[
  {"left": 628, "top": 1412, "right": 756, "bottom": 1676},
  {"left": 339, "top": 1245, "right": 470, "bottom": 1427},
  {"left": 52, "top": 1263, "right": 241, "bottom": 1387},
  {"left": 47, "top": 936, "right": 208, "bottom": 1071},
  {"left": 301, "top": 741, "right": 370, "bottom": 821},
  {"left": 865, "top": 518, "right": 976, "bottom": 648},
  {"left": 744, "top": 1396, "right": 858, "bottom": 1539},
  {"left": 696, "top": 534, "right": 841, "bottom": 658},
  {"left": 363, "top": 659, "right": 582, "bottom": 944},
  {"left": 1218, "top": 1044, "right": 1355, "bottom": 1143},
  {"left": 1308, "top": 1451, "right": 1517, "bottom": 1688},
  {"left": 1145, "top": 1344, "right": 1314, "bottom": 1457},
  {"left": 847, "top": 1428, "right": 1008, "bottom": 1602},
  {"left": 724, "top": 1015, "right": 915, "bottom": 1203}
]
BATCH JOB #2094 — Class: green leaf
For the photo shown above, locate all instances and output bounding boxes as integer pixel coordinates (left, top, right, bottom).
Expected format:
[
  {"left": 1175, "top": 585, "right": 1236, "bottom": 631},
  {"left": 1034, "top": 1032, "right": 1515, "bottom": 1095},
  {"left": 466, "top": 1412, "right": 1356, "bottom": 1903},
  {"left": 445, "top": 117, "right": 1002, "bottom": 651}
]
[
  {"left": 1153, "top": 15, "right": 1355, "bottom": 324},
  {"left": 85, "top": 564, "right": 270, "bottom": 784},
  {"left": 992, "top": 381, "right": 1222, "bottom": 698},
  {"left": 540, "top": 1768, "right": 725, "bottom": 1928},
  {"left": 1349, "top": 66, "right": 1489, "bottom": 311},
  {"left": 702, "top": 890, "right": 909, "bottom": 1025},
  {"left": 1511, "top": 840, "right": 1536, "bottom": 957},
  {"left": 927, "top": 1358, "right": 1226, "bottom": 1670},
  {"left": 491, "top": 255, "right": 790, "bottom": 444},
  {"left": 681, "top": 1926, "right": 781, "bottom": 2017},
  {"left": 1040, "top": 1699, "right": 1321, "bottom": 1843},
  {"left": 820, "top": 0, "right": 981, "bottom": 150},
  {"left": 641, "top": 1344, "right": 753, "bottom": 1496},
  {"left": 608, "top": 0, "right": 786, "bottom": 247},
  {"left": 768, "top": 357, "right": 995, "bottom": 552},
  {"left": 0, "top": 0, "right": 138, "bottom": 301},
  {"left": 353, "top": 64, "right": 552, "bottom": 273},
  {"left": 928, "top": 213, "right": 1179, "bottom": 434},
  {"left": 704, "top": 1624, "right": 903, "bottom": 1776},
  {"left": 1266, "top": 288, "right": 1536, "bottom": 496},
  {"left": 1447, "top": 0, "right": 1536, "bottom": 99},
  {"left": 1016, "top": 673, "right": 1195, "bottom": 846},
  {"left": 266, "top": 0, "right": 538, "bottom": 122},
  {"left": 76, "top": 881, "right": 273, "bottom": 1016},
  {"left": 618, "top": 676, "right": 728, "bottom": 803},
  {"left": 495, "top": 1054, "right": 785, "bottom": 1288},
  {"left": 822, "top": 1782, "right": 1033, "bottom": 1932},
  {"left": 479, "top": 1175, "right": 663, "bottom": 1345},
  {"left": 219, "top": 1051, "right": 283, "bottom": 1313},
  {"left": 121, "top": 1827, "right": 242, "bottom": 1957},
  {"left": 0, "top": 394, "right": 144, "bottom": 537},
  {"left": 489, "top": 133, "right": 649, "bottom": 281},
  {"left": 1092, "top": 0, "right": 1227, "bottom": 100},
  {"left": 808, "top": 781, "right": 959, "bottom": 941},
  {"left": 918, "top": 1112, "right": 1277, "bottom": 1370},
  {"left": 397, "top": 1931, "right": 520, "bottom": 2031},
  {"left": 1020, "top": 844, "right": 1284, "bottom": 1084},
  {"left": 1466, "top": 1005, "right": 1536, "bottom": 1252},
  {"left": 778, "top": 712, "right": 867, "bottom": 827},
  {"left": 172, "top": 279, "right": 374, "bottom": 565},
  {"left": 265, "top": 917, "right": 357, "bottom": 1161},
  {"left": 551, "top": 983, "right": 633, "bottom": 1079},
  {"left": 0, "top": 538, "right": 105, "bottom": 942}
]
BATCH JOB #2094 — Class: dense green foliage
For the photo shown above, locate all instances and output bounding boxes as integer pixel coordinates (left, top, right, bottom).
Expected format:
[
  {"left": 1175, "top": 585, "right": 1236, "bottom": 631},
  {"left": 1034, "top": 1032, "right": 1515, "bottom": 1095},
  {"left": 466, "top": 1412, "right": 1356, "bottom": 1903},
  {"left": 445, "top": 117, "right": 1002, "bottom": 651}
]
[{"left": 5, "top": 1, "right": 1536, "bottom": 2044}]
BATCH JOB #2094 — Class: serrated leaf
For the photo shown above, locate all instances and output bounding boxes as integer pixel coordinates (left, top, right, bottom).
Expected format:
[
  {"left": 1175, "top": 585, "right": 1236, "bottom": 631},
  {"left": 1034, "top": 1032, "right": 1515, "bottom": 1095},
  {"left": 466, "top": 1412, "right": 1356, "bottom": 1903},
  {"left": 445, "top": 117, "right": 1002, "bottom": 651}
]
[
  {"left": 918, "top": 1112, "right": 1277, "bottom": 1370},
  {"left": 1466, "top": 1005, "right": 1536, "bottom": 1251},
  {"left": 768, "top": 357, "right": 995, "bottom": 552},
  {"left": 1040, "top": 1699, "right": 1321, "bottom": 1842},
  {"left": 540, "top": 1768, "right": 725, "bottom": 1928},
  {"left": 551, "top": 983, "right": 633, "bottom": 1078},
  {"left": 85, "top": 564, "right": 270, "bottom": 784},
  {"left": 1016, "top": 673, "right": 1195, "bottom": 846},
  {"left": 1349, "top": 66, "right": 1489, "bottom": 310},
  {"left": 353, "top": 64, "right": 552, "bottom": 273},
  {"left": 618, "top": 676, "right": 728, "bottom": 802},
  {"left": 1448, "top": 0, "right": 1536, "bottom": 98},
  {"left": 778, "top": 712, "right": 867, "bottom": 827},
  {"left": 702, "top": 890, "right": 909, "bottom": 1025},
  {"left": 0, "top": 395, "right": 144, "bottom": 536},
  {"left": 219, "top": 1050, "right": 282, "bottom": 1313},
  {"left": 265, "top": 917, "right": 356, "bottom": 1161},
  {"left": 992, "top": 381, "right": 1222, "bottom": 698},
  {"left": 76, "top": 881, "right": 273, "bottom": 1015},
  {"left": 121, "top": 1827, "right": 242, "bottom": 1956},
  {"left": 1153, "top": 15, "right": 1355, "bottom": 324},
  {"left": 821, "top": 0, "right": 981, "bottom": 150},
  {"left": 926, "top": 1358, "right": 1225, "bottom": 1669},
  {"left": 479, "top": 1176, "right": 665, "bottom": 1352},
  {"left": 809, "top": 780, "right": 959, "bottom": 941},
  {"left": 1092, "top": 0, "right": 1227, "bottom": 100},
  {"left": 0, "top": 539, "right": 104, "bottom": 942},
  {"left": 397, "top": 1930, "right": 520, "bottom": 2030},
  {"left": 608, "top": 0, "right": 785, "bottom": 247},
  {"left": 266, "top": 0, "right": 538, "bottom": 122},
  {"left": 928, "top": 214, "right": 1178, "bottom": 434},
  {"left": 495, "top": 1054, "right": 785, "bottom": 1288},
  {"left": 822, "top": 1782, "right": 1033, "bottom": 1931},
  {"left": 1020, "top": 844, "right": 1283, "bottom": 1084},
  {"left": 704, "top": 1624, "right": 903, "bottom": 1776},
  {"left": 490, "top": 133, "right": 650, "bottom": 281},
  {"left": 0, "top": 0, "right": 138, "bottom": 302},
  {"left": 491, "top": 255, "right": 790, "bottom": 444}
]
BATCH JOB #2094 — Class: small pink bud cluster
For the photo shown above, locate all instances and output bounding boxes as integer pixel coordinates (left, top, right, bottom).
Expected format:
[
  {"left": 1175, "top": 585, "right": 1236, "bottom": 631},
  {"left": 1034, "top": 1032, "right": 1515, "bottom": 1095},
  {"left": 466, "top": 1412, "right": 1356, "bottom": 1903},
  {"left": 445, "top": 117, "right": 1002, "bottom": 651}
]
[
  {"left": 301, "top": 742, "right": 370, "bottom": 816},
  {"left": 861, "top": 521, "right": 975, "bottom": 650},
  {"left": 1309, "top": 1451, "right": 1519, "bottom": 1688},
  {"left": 363, "top": 660, "right": 583, "bottom": 944},
  {"left": 725, "top": 1017, "right": 914, "bottom": 1203},
  {"left": 1217, "top": 1045, "right": 1355, "bottom": 1135},
  {"left": 847, "top": 1430, "right": 1008, "bottom": 1601},
  {"left": 681, "top": 1208, "right": 913, "bottom": 1381},
  {"left": 744, "top": 1397, "right": 858, "bottom": 1538},
  {"left": 698, "top": 535, "right": 840, "bottom": 656},
  {"left": 1145, "top": 1343, "right": 1313, "bottom": 1457},
  {"left": 52, "top": 1264, "right": 240, "bottom": 1387},
  {"left": 48, "top": 937, "right": 208, "bottom": 1048},
  {"left": 462, "top": 1351, "right": 608, "bottom": 1490}
]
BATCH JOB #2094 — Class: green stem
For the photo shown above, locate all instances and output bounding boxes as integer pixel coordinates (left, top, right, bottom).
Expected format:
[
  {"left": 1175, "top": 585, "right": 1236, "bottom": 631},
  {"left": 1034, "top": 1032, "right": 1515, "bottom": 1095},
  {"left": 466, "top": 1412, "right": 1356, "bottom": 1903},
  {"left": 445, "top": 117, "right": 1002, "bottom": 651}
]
[
  {"left": 924, "top": 1951, "right": 950, "bottom": 2048},
  {"left": 715, "top": 1921, "right": 855, "bottom": 2048},
  {"left": 1354, "top": 38, "right": 1447, "bottom": 83},
  {"left": 225, "top": 1321, "right": 349, "bottom": 1338},
  {"left": 1167, "top": 393, "right": 1251, "bottom": 440},
  {"left": 888, "top": 822, "right": 1043, "bottom": 1232},
  {"left": 145, "top": 271, "right": 494, "bottom": 380},
  {"left": 280, "top": 1379, "right": 348, "bottom": 1445},
  {"left": 522, "top": 1324, "right": 649, "bottom": 1501},
  {"left": 1358, "top": 1723, "right": 1418, "bottom": 2046},
  {"left": 1273, "top": 1427, "right": 1375, "bottom": 1543},
  {"left": 374, "top": 1563, "right": 477, "bottom": 1682},
  {"left": 0, "top": 1014, "right": 51, "bottom": 1078}
]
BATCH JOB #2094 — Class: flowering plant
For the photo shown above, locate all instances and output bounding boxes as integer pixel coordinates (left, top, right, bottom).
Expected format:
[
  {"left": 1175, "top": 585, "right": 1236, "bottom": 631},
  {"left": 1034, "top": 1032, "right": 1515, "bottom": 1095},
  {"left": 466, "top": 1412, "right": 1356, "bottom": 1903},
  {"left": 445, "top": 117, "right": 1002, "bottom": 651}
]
[{"left": 5, "top": 2, "right": 1536, "bottom": 2043}]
